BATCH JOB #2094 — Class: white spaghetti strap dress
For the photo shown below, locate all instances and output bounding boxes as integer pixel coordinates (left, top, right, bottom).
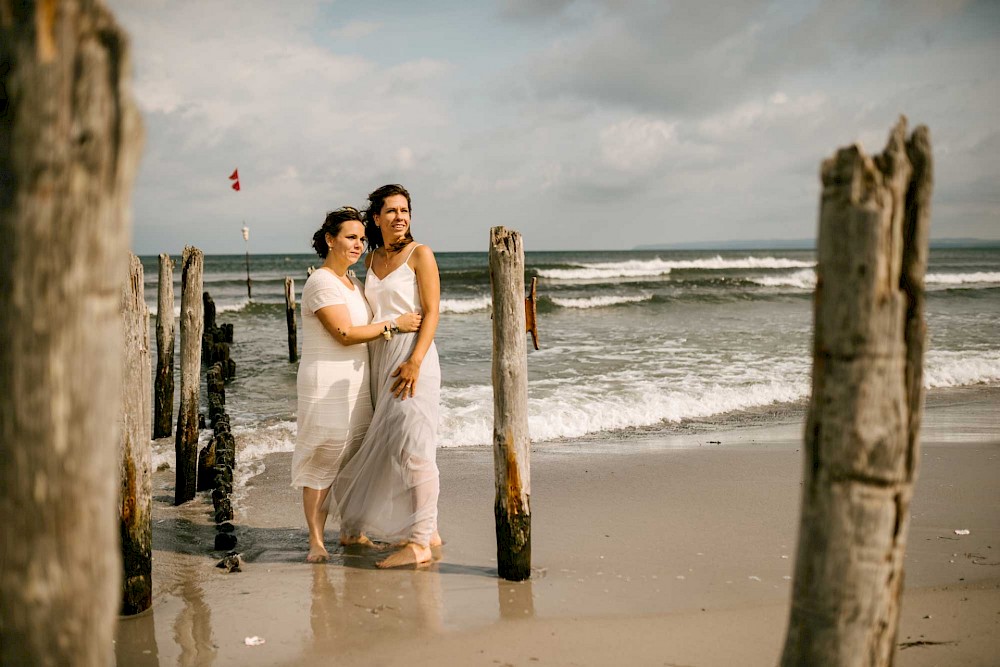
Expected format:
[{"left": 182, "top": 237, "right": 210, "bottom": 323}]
[
  {"left": 291, "top": 269, "right": 374, "bottom": 491},
  {"left": 335, "top": 245, "right": 441, "bottom": 546}
]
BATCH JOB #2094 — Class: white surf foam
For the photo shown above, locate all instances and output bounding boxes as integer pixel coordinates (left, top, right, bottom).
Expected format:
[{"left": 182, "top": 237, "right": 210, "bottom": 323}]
[
  {"left": 926, "top": 272, "right": 1000, "bottom": 286},
  {"left": 747, "top": 269, "right": 817, "bottom": 289},
  {"left": 925, "top": 350, "right": 1000, "bottom": 388},
  {"left": 440, "top": 296, "right": 492, "bottom": 314},
  {"left": 537, "top": 256, "right": 814, "bottom": 282},
  {"left": 550, "top": 294, "right": 654, "bottom": 309},
  {"left": 149, "top": 300, "right": 250, "bottom": 317},
  {"left": 438, "top": 378, "right": 810, "bottom": 447}
]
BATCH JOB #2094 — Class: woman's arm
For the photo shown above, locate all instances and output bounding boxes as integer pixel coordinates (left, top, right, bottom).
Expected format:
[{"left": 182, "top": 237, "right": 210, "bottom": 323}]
[
  {"left": 315, "top": 304, "right": 421, "bottom": 346},
  {"left": 391, "top": 245, "right": 440, "bottom": 399}
]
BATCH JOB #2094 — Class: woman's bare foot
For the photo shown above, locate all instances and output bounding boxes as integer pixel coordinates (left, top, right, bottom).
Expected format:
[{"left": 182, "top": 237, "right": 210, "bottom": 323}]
[
  {"left": 340, "top": 534, "right": 375, "bottom": 547},
  {"left": 306, "top": 544, "right": 330, "bottom": 563},
  {"left": 393, "top": 532, "right": 441, "bottom": 549},
  {"left": 376, "top": 542, "right": 432, "bottom": 568}
]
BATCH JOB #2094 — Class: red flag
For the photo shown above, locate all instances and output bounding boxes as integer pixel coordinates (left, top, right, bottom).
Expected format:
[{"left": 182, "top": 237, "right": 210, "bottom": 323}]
[
  {"left": 229, "top": 169, "right": 239, "bottom": 180},
  {"left": 232, "top": 181, "right": 240, "bottom": 192}
]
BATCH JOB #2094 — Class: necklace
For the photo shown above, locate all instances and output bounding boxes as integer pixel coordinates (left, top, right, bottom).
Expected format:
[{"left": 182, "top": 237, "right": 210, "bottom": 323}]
[{"left": 380, "top": 240, "right": 410, "bottom": 273}]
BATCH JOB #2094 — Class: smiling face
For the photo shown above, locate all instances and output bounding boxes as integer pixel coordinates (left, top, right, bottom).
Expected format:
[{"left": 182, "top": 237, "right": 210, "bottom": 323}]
[
  {"left": 375, "top": 194, "right": 411, "bottom": 245},
  {"left": 326, "top": 220, "right": 366, "bottom": 266}
]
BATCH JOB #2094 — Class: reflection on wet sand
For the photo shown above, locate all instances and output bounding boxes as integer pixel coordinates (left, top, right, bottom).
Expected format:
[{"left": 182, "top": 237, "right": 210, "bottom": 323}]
[
  {"left": 301, "top": 555, "right": 445, "bottom": 661},
  {"left": 173, "top": 564, "right": 216, "bottom": 667},
  {"left": 498, "top": 579, "right": 535, "bottom": 620},
  {"left": 114, "top": 608, "right": 159, "bottom": 666}
]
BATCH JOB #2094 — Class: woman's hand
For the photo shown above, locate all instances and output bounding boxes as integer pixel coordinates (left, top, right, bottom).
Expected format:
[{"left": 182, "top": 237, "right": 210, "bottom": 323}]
[
  {"left": 396, "top": 312, "right": 422, "bottom": 333},
  {"left": 391, "top": 359, "right": 421, "bottom": 400}
]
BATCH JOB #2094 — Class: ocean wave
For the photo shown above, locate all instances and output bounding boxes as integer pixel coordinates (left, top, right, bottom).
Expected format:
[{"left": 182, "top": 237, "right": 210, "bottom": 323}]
[
  {"left": 925, "top": 350, "right": 1000, "bottom": 388},
  {"left": 148, "top": 299, "right": 277, "bottom": 317},
  {"left": 536, "top": 256, "right": 814, "bottom": 282},
  {"left": 747, "top": 269, "right": 817, "bottom": 289},
  {"left": 550, "top": 294, "right": 654, "bottom": 309},
  {"left": 440, "top": 296, "right": 492, "bottom": 314},
  {"left": 926, "top": 272, "right": 1000, "bottom": 286},
  {"left": 438, "top": 379, "right": 809, "bottom": 447}
]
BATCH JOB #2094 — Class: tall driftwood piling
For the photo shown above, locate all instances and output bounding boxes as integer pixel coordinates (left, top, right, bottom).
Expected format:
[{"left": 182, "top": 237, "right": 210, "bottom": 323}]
[
  {"left": 175, "top": 246, "right": 204, "bottom": 505},
  {"left": 154, "top": 253, "right": 175, "bottom": 438},
  {"left": 285, "top": 276, "right": 298, "bottom": 362},
  {"left": 489, "top": 227, "right": 532, "bottom": 581},
  {"left": 120, "top": 253, "right": 153, "bottom": 615},
  {"left": 781, "top": 118, "right": 932, "bottom": 667},
  {"left": 0, "top": 2, "right": 143, "bottom": 663}
]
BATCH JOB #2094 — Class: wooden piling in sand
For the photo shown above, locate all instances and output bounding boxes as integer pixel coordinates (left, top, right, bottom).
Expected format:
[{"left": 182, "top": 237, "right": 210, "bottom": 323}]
[
  {"left": 154, "top": 254, "right": 175, "bottom": 438},
  {"left": 285, "top": 277, "right": 298, "bottom": 362},
  {"left": 0, "top": 1, "right": 143, "bottom": 662},
  {"left": 120, "top": 254, "right": 153, "bottom": 615},
  {"left": 781, "top": 118, "right": 932, "bottom": 667},
  {"left": 175, "top": 246, "right": 204, "bottom": 505},
  {"left": 489, "top": 226, "right": 532, "bottom": 581}
]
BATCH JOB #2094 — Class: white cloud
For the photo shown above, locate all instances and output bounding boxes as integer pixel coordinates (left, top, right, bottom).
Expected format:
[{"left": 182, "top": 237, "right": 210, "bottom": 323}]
[
  {"left": 331, "top": 20, "right": 381, "bottom": 40},
  {"left": 600, "top": 117, "right": 677, "bottom": 172}
]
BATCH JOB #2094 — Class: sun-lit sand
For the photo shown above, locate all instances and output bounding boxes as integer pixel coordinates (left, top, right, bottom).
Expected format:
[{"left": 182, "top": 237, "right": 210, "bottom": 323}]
[{"left": 115, "top": 386, "right": 1000, "bottom": 666}]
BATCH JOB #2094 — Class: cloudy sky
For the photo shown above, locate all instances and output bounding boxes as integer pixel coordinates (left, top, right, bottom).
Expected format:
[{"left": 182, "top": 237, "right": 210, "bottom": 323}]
[{"left": 107, "top": 0, "right": 999, "bottom": 254}]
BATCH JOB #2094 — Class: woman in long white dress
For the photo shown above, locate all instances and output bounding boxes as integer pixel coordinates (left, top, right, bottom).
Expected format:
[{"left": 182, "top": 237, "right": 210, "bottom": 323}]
[
  {"left": 292, "top": 207, "right": 421, "bottom": 563},
  {"left": 335, "top": 184, "right": 443, "bottom": 568}
]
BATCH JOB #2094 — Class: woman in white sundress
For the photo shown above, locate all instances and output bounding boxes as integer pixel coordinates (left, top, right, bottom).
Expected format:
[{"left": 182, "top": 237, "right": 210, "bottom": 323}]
[
  {"left": 335, "top": 184, "right": 443, "bottom": 568},
  {"left": 291, "top": 206, "right": 422, "bottom": 563}
]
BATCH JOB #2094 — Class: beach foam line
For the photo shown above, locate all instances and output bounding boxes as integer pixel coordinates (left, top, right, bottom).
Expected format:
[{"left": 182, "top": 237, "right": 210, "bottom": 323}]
[
  {"left": 550, "top": 294, "right": 654, "bottom": 309},
  {"left": 926, "top": 271, "right": 1000, "bottom": 286},
  {"left": 925, "top": 350, "right": 1000, "bottom": 388},
  {"left": 440, "top": 296, "right": 492, "bottom": 314},
  {"left": 747, "top": 269, "right": 817, "bottom": 289},
  {"left": 438, "top": 379, "right": 810, "bottom": 447},
  {"left": 537, "top": 256, "right": 815, "bottom": 281}
]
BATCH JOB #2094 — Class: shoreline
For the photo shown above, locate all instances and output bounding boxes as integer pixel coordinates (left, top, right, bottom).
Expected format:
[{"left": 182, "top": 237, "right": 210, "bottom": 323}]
[{"left": 116, "top": 384, "right": 1000, "bottom": 665}]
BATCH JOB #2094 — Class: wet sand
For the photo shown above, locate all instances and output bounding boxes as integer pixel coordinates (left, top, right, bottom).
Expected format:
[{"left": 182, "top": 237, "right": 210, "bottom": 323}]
[{"left": 115, "top": 386, "right": 1000, "bottom": 666}]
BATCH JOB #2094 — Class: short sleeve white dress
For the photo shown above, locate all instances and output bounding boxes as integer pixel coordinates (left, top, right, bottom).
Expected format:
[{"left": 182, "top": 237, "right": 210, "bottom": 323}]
[{"left": 291, "top": 269, "right": 374, "bottom": 491}]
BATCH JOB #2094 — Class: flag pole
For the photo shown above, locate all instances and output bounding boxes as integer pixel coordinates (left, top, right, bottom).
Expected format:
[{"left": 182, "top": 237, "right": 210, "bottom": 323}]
[{"left": 242, "top": 223, "right": 252, "bottom": 300}]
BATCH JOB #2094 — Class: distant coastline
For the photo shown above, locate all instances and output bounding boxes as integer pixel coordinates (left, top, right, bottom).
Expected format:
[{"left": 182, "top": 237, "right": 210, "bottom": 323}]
[{"left": 634, "top": 237, "right": 1000, "bottom": 251}]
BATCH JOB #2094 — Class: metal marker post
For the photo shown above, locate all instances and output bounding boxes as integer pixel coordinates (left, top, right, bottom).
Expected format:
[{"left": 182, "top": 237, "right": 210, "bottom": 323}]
[{"left": 242, "top": 224, "right": 252, "bottom": 300}]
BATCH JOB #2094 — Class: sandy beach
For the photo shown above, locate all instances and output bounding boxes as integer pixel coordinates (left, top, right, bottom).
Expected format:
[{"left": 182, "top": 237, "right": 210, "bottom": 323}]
[{"left": 114, "top": 385, "right": 1000, "bottom": 666}]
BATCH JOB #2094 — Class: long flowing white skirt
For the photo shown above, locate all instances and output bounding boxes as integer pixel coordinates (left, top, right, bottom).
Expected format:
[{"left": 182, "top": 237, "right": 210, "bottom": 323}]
[{"left": 335, "top": 332, "right": 440, "bottom": 546}]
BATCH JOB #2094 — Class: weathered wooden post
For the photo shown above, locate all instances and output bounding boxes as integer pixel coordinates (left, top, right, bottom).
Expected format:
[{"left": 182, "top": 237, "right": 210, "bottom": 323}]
[
  {"left": 489, "top": 227, "right": 532, "bottom": 581},
  {"left": 781, "top": 118, "right": 932, "bottom": 667},
  {"left": 0, "top": 1, "right": 143, "bottom": 663},
  {"left": 285, "top": 276, "right": 298, "bottom": 362},
  {"left": 175, "top": 246, "right": 204, "bottom": 505},
  {"left": 121, "top": 253, "right": 153, "bottom": 615},
  {"left": 154, "top": 253, "right": 175, "bottom": 438}
]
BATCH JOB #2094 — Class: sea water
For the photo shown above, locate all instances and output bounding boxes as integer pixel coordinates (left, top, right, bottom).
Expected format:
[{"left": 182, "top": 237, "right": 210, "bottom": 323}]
[{"left": 140, "top": 248, "right": 1000, "bottom": 476}]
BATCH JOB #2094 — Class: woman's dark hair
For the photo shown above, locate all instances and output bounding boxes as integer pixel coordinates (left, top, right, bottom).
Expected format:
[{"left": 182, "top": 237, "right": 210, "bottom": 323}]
[
  {"left": 311, "top": 206, "right": 364, "bottom": 259},
  {"left": 363, "top": 184, "right": 413, "bottom": 250}
]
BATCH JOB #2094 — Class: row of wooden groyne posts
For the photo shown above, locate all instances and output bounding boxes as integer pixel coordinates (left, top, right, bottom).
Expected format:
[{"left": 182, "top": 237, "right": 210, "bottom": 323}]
[{"left": 121, "top": 246, "right": 243, "bottom": 616}]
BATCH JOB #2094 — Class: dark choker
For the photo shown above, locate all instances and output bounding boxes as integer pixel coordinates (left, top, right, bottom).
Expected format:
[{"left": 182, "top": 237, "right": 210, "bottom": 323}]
[{"left": 385, "top": 239, "right": 410, "bottom": 254}]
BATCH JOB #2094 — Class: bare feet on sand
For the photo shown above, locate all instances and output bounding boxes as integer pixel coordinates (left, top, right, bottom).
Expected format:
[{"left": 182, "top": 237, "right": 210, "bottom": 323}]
[
  {"left": 393, "top": 532, "right": 442, "bottom": 549},
  {"left": 306, "top": 544, "right": 330, "bottom": 563},
  {"left": 377, "top": 542, "right": 432, "bottom": 568}
]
